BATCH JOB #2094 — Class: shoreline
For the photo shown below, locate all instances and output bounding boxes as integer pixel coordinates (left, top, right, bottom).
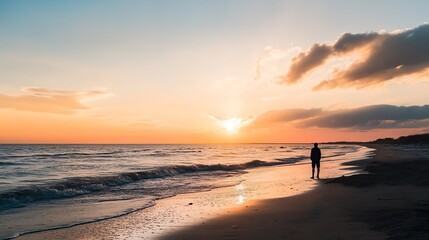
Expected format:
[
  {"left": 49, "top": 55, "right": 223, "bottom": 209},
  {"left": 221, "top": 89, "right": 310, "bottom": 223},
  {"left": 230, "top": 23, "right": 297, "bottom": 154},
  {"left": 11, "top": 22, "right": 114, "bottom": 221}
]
[
  {"left": 161, "top": 144, "right": 429, "bottom": 239},
  {"left": 13, "top": 164, "right": 318, "bottom": 240},
  {"left": 8, "top": 145, "right": 429, "bottom": 239},
  {"left": 13, "top": 144, "right": 370, "bottom": 240}
]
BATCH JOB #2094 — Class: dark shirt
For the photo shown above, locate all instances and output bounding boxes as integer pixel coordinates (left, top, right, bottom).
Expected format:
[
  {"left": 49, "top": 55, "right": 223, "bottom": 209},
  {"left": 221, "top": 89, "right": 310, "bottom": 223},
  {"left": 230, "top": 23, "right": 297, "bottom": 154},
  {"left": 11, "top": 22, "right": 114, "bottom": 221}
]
[{"left": 310, "top": 147, "right": 321, "bottom": 162}]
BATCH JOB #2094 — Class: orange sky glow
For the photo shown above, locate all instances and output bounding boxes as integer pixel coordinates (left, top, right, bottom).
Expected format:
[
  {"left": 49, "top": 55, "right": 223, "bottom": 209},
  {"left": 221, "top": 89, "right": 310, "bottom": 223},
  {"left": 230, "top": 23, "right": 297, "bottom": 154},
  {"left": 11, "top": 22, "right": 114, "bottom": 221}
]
[{"left": 1, "top": 1, "right": 429, "bottom": 143}]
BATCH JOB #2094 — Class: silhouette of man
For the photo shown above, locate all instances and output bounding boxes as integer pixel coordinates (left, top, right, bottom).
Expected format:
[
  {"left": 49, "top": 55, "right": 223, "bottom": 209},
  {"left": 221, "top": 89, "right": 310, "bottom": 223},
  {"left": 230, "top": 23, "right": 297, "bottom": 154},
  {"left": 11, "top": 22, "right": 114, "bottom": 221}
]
[{"left": 310, "top": 143, "right": 321, "bottom": 179}]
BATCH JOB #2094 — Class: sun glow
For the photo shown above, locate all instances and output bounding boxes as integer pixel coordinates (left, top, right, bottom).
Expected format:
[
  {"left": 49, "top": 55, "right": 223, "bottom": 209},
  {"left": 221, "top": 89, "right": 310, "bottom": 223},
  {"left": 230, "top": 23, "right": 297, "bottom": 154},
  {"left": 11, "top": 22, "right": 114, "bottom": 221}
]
[
  {"left": 220, "top": 118, "right": 242, "bottom": 133},
  {"left": 214, "top": 117, "right": 253, "bottom": 133}
]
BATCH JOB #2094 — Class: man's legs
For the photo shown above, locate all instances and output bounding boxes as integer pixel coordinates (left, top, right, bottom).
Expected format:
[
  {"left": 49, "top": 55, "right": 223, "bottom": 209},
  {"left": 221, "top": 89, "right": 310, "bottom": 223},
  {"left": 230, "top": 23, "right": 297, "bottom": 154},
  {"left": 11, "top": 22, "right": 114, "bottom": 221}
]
[
  {"left": 311, "top": 161, "right": 315, "bottom": 178},
  {"left": 316, "top": 161, "right": 320, "bottom": 179}
]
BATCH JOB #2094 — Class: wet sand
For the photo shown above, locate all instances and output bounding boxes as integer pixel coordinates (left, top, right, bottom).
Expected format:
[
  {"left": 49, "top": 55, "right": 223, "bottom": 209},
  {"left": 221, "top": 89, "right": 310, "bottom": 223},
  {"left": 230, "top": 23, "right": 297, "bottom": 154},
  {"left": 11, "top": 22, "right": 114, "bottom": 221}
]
[{"left": 16, "top": 144, "right": 429, "bottom": 240}]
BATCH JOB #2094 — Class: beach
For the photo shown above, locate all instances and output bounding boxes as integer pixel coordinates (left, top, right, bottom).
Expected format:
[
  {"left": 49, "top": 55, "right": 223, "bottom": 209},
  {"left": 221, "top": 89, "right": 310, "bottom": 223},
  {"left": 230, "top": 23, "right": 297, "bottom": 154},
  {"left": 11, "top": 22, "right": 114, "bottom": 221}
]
[
  {"left": 3, "top": 2, "right": 429, "bottom": 239},
  {"left": 160, "top": 144, "right": 429, "bottom": 240},
  {"left": 12, "top": 144, "right": 429, "bottom": 240},
  {"left": 1, "top": 144, "right": 365, "bottom": 239}
]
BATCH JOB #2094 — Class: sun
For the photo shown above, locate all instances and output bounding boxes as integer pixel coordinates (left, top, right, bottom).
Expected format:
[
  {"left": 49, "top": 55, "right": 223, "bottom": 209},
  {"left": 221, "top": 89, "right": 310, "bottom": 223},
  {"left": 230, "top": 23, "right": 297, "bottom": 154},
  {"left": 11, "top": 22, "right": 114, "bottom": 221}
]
[
  {"left": 214, "top": 117, "right": 253, "bottom": 133},
  {"left": 220, "top": 118, "right": 242, "bottom": 133}
]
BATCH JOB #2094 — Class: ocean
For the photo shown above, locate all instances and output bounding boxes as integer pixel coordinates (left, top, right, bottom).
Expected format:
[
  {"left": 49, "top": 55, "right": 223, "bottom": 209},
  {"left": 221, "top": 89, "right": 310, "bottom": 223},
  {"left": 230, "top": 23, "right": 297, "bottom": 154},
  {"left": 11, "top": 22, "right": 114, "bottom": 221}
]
[{"left": 0, "top": 144, "right": 372, "bottom": 239}]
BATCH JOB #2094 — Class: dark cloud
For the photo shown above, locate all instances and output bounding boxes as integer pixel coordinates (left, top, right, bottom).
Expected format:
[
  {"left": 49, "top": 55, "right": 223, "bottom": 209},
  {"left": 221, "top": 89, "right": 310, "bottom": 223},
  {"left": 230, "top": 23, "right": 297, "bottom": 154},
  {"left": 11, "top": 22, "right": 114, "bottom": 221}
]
[
  {"left": 285, "top": 44, "right": 332, "bottom": 83},
  {"left": 249, "top": 105, "right": 429, "bottom": 130},
  {"left": 282, "top": 24, "right": 429, "bottom": 90},
  {"left": 299, "top": 105, "right": 429, "bottom": 129},
  {"left": 0, "top": 87, "right": 110, "bottom": 114},
  {"left": 333, "top": 32, "right": 379, "bottom": 52}
]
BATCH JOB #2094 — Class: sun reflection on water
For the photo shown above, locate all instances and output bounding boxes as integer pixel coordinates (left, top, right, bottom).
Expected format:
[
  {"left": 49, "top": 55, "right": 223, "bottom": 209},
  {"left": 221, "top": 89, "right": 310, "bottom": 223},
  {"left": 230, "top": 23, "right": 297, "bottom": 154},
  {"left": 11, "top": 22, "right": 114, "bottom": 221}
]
[
  {"left": 236, "top": 195, "right": 245, "bottom": 204},
  {"left": 235, "top": 183, "right": 246, "bottom": 204},
  {"left": 235, "top": 183, "right": 245, "bottom": 191}
]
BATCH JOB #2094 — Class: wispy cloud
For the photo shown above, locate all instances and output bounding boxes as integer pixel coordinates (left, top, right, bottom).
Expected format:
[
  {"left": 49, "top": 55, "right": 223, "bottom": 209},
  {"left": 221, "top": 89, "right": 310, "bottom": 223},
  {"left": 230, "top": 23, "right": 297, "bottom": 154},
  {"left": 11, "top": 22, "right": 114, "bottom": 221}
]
[
  {"left": 281, "top": 24, "right": 429, "bottom": 90},
  {"left": 248, "top": 105, "right": 429, "bottom": 130},
  {"left": 247, "top": 108, "right": 322, "bottom": 129},
  {"left": 0, "top": 87, "right": 111, "bottom": 114},
  {"left": 255, "top": 46, "right": 300, "bottom": 82}
]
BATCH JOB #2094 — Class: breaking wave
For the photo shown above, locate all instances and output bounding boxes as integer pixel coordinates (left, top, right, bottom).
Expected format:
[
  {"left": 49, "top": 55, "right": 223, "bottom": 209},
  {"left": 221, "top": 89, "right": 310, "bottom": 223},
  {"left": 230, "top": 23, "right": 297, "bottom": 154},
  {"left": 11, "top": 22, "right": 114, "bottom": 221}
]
[{"left": 0, "top": 157, "right": 304, "bottom": 211}]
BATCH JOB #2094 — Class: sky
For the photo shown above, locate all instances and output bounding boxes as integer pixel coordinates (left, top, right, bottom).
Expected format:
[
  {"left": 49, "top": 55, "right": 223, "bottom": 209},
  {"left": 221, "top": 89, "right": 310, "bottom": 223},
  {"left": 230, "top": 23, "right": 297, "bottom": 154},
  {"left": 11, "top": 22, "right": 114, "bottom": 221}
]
[{"left": 1, "top": 0, "right": 429, "bottom": 143}]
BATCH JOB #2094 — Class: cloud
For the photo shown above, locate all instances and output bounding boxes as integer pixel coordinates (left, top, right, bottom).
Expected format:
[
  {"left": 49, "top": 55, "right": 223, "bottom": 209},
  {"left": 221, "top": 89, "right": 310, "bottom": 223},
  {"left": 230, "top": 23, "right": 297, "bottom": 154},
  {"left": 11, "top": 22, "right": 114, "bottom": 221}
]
[
  {"left": 247, "top": 108, "right": 322, "bottom": 129},
  {"left": 281, "top": 24, "right": 429, "bottom": 90},
  {"left": 0, "top": 87, "right": 111, "bottom": 114},
  {"left": 285, "top": 44, "right": 332, "bottom": 83},
  {"left": 249, "top": 105, "right": 429, "bottom": 130}
]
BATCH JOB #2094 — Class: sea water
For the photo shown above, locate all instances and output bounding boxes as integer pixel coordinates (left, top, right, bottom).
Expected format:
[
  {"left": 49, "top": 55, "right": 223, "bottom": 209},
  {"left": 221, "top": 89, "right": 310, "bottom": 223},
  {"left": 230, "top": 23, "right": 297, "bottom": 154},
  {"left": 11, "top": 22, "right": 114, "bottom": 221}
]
[{"left": 0, "top": 144, "right": 372, "bottom": 239}]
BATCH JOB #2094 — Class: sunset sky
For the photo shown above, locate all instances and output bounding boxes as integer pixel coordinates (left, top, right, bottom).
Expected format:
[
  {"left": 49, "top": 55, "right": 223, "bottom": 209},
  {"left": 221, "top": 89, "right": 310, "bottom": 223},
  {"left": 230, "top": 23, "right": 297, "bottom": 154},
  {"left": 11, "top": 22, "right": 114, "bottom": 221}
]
[{"left": 1, "top": 0, "right": 429, "bottom": 143}]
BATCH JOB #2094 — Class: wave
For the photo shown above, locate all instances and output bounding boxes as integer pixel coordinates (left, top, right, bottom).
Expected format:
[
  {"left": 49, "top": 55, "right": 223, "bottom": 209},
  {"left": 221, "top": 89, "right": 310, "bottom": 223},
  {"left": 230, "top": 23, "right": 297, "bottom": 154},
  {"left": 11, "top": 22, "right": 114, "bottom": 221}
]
[
  {"left": 0, "top": 161, "right": 22, "bottom": 166},
  {"left": 130, "top": 149, "right": 151, "bottom": 153},
  {"left": 0, "top": 149, "right": 200, "bottom": 161},
  {"left": 173, "top": 150, "right": 202, "bottom": 153},
  {"left": 144, "top": 152, "right": 171, "bottom": 157},
  {"left": 0, "top": 157, "right": 305, "bottom": 211},
  {"left": 0, "top": 150, "right": 127, "bottom": 160}
]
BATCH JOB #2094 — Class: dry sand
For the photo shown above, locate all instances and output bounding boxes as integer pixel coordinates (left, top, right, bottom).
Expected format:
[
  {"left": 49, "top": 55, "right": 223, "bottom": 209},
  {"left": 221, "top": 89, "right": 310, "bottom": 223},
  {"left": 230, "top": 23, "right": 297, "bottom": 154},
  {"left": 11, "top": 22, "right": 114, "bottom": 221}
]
[{"left": 15, "top": 144, "right": 429, "bottom": 240}]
